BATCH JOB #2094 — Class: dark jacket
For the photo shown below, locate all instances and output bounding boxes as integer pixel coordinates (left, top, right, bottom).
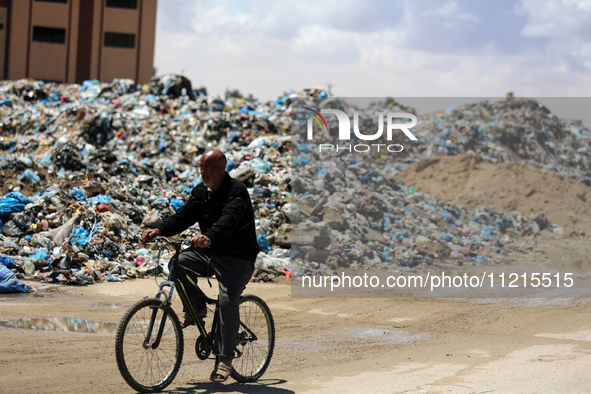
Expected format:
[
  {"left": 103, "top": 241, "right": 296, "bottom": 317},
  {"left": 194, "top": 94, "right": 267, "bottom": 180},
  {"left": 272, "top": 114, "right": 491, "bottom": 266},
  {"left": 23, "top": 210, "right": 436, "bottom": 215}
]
[{"left": 157, "top": 173, "right": 259, "bottom": 262}]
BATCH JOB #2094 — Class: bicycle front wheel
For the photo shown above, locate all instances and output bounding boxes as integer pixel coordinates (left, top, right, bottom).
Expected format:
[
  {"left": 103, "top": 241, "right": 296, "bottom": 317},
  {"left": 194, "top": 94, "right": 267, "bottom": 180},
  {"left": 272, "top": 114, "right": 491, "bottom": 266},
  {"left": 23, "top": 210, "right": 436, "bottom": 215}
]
[
  {"left": 231, "top": 294, "right": 275, "bottom": 383},
  {"left": 115, "top": 298, "right": 184, "bottom": 392}
]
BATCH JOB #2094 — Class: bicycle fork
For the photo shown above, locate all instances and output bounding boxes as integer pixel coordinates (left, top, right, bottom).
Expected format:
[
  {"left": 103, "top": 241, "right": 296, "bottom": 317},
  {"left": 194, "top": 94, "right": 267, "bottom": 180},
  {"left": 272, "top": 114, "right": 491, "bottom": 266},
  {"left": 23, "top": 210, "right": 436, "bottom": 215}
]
[{"left": 143, "top": 280, "right": 175, "bottom": 349}]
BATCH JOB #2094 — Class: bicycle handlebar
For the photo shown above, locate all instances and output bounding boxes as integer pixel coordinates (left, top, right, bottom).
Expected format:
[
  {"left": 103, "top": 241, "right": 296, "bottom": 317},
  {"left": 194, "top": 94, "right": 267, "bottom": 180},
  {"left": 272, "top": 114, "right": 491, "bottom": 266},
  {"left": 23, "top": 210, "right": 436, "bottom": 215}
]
[
  {"left": 145, "top": 236, "right": 191, "bottom": 254},
  {"left": 150, "top": 236, "right": 182, "bottom": 245}
]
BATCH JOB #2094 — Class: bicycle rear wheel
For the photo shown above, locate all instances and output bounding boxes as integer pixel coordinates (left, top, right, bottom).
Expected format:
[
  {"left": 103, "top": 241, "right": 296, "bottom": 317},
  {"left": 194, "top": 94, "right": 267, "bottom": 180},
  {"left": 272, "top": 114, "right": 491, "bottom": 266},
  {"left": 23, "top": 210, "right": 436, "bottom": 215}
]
[
  {"left": 115, "top": 298, "right": 183, "bottom": 392},
  {"left": 231, "top": 294, "right": 275, "bottom": 383}
]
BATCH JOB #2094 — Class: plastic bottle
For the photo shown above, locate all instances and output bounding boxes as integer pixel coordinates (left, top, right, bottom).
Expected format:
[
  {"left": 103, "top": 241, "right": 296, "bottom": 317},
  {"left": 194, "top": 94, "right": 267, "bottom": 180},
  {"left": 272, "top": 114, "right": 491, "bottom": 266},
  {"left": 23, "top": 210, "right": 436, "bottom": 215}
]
[{"left": 23, "top": 261, "right": 35, "bottom": 276}]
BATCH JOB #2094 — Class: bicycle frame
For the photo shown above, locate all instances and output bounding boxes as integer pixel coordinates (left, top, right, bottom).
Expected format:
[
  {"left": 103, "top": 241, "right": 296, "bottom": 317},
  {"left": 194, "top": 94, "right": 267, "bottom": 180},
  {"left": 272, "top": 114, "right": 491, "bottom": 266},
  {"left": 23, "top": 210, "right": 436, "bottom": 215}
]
[
  {"left": 149, "top": 238, "right": 219, "bottom": 353},
  {"left": 174, "top": 268, "right": 218, "bottom": 339}
]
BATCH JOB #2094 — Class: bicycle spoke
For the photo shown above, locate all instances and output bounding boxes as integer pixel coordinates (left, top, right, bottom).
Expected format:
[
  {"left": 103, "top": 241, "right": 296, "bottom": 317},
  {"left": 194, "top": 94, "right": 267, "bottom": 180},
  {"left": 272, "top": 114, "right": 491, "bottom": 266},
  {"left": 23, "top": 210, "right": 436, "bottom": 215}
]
[
  {"left": 116, "top": 299, "right": 183, "bottom": 391},
  {"left": 231, "top": 296, "right": 274, "bottom": 382}
]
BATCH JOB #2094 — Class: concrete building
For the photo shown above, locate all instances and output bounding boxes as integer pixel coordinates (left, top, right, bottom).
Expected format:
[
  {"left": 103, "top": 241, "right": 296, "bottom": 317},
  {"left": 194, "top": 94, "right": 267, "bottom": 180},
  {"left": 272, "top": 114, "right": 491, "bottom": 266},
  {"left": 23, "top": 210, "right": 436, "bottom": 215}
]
[{"left": 0, "top": 0, "right": 157, "bottom": 84}]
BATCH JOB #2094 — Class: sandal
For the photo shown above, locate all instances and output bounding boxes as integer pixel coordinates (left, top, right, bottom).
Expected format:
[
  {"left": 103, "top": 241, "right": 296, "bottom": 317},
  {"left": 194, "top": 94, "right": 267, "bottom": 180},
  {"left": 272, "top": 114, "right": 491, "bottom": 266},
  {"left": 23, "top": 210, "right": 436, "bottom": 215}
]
[
  {"left": 179, "top": 312, "right": 195, "bottom": 329},
  {"left": 179, "top": 308, "right": 207, "bottom": 329},
  {"left": 210, "top": 358, "right": 232, "bottom": 383}
]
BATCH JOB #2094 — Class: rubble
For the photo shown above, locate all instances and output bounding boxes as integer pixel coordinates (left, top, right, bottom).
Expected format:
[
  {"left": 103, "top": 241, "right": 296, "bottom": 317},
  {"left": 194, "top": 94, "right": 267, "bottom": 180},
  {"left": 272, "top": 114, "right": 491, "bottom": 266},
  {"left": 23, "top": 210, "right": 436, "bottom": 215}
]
[
  {"left": 288, "top": 96, "right": 587, "bottom": 277},
  {"left": 0, "top": 79, "right": 589, "bottom": 287},
  {"left": 411, "top": 98, "right": 591, "bottom": 185},
  {"left": 0, "top": 78, "right": 292, "bottom": 286}
]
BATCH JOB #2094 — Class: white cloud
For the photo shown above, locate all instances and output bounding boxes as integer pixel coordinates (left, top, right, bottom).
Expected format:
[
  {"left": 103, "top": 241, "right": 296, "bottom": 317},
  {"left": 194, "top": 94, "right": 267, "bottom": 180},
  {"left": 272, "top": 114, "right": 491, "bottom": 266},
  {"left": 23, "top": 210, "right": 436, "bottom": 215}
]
[
  {"left": 563, "top": 0, "right": 591, "bottom": 12},
  {"left": 521, "top": 0, "right": 591, "bottom": 38},
  {"left": 153, "top": 0, "right": 591, "bottom": 100},
  {"left": 423, "top": 1, "right": 479, "bottom": 22}
]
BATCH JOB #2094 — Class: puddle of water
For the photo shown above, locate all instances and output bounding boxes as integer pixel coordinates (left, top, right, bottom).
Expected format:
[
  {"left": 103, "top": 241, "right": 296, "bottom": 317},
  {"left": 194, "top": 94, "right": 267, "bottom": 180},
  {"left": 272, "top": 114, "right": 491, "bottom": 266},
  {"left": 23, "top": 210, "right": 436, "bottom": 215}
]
[
  {"left": 0, "top": 317, "right": 119, "bottom": 334},
  {"left": 0, "top": 293, "right": 33, "bottom": 299},
  {"left": 276, "top": 327, "right": 428, "bottom": 351},
  {"left": 0, "top": 293, "right": 49, "bottom": 299}
]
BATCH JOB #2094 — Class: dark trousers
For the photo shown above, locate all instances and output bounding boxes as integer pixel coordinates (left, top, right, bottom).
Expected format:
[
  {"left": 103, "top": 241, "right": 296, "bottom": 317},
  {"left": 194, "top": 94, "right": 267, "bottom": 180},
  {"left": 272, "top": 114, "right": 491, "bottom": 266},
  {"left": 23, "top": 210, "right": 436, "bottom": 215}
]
[{"left": 176, "top": 246, "right": 254, "bottom": 359}]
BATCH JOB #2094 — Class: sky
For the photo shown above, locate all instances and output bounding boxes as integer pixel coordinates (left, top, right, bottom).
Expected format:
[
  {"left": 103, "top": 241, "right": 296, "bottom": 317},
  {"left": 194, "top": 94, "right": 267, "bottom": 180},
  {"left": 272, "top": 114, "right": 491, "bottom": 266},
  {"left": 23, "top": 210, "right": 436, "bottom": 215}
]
[{"left": 154, "top": 0, "right": 591, "bottom": 104}]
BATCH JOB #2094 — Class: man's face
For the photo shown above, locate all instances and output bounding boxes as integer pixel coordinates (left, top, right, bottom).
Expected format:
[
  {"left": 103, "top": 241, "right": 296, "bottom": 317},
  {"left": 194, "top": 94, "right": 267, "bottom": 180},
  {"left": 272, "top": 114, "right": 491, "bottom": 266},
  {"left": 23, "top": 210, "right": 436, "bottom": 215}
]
[{"left": 200, "top": 155, "right": 225, "bottom": 189}]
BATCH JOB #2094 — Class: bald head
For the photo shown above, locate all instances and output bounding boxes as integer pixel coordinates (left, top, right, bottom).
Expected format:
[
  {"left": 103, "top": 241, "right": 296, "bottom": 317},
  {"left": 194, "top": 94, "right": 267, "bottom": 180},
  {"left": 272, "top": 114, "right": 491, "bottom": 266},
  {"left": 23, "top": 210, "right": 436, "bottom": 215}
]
[
  {"left": 200, "top": 149, "right": 227, "bottom": 191},
  {"left": 201, "top": 149, "right": 226, "bottom": 168}
]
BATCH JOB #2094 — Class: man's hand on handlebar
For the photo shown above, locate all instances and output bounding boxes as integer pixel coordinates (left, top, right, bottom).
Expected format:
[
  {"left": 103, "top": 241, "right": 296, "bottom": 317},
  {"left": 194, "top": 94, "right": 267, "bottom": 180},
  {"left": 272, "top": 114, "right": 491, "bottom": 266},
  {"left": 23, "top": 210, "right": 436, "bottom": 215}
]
[
  {"left": 191, "top": 234, "right": 211, "bottom": 249},
  {"left": 141, "top": 229, "right": 210, "bottom": 248},
  {"left": 141, "top": 228, "right": 161, "bottom": 243}
]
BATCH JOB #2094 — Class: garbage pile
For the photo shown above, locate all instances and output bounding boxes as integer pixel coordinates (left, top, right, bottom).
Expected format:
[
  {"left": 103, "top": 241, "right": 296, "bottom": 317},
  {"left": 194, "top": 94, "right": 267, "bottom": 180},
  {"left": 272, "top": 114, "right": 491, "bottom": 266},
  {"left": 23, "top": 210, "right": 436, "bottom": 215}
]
[
  {"left": 0, "top": 80, "right": 587, "bottom": 288},
  {"left": 289, "top": 152, "right": 559, "bottom": 276},
  {"left": 289, "top": 96, "right": 591, "bottom": 183},
  {"left": 288, "top": 96, "right": 574, "bottom": 277},
  {"left": 0, "top": 77, "right": 293, "bottom": 288},
  {"left": 411, "top": 98, "right": 591, "bottom": 185}
]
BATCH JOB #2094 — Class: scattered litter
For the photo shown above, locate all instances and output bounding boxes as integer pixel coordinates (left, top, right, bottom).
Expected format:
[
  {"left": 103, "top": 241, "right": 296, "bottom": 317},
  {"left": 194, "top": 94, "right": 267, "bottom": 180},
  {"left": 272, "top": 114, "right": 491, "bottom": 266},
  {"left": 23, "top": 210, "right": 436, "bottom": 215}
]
[{"left": 0, "top": 80, "right": 588, "bottom": 284}]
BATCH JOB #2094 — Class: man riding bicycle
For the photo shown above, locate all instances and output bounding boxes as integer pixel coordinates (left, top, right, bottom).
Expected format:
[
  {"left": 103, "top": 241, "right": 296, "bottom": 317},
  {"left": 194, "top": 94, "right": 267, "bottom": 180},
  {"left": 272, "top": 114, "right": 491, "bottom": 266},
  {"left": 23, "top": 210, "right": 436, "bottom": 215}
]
[{"left": 141, "top": 149, "right": 259, "bottom": 383}]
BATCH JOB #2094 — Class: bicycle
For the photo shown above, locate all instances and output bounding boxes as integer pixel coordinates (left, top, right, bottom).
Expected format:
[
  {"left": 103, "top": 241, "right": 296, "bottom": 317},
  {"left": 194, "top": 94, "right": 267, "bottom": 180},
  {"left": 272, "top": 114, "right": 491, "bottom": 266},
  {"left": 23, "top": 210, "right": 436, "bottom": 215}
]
[{"left": 115, "top": 237, "right": 275, "bottom": 392}]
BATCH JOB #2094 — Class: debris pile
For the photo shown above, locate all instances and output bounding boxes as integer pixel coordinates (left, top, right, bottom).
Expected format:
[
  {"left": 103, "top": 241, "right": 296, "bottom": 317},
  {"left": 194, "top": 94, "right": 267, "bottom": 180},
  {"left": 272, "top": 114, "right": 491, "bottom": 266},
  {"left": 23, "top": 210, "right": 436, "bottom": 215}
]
[
  {"left": 289, "top": 146, "right": 560, "bottom": 277},
  {"left": 411, "top": 98, "right": 591, "bottom": 185},
  {"left": 1, "top": 80, "right": 588, "bottom": 288},
  {"left": 288, "top": 96, "right": 581, "bottom": 277},
  {"left": 0, "top": 77, "right": 293, "bottom": 287}
]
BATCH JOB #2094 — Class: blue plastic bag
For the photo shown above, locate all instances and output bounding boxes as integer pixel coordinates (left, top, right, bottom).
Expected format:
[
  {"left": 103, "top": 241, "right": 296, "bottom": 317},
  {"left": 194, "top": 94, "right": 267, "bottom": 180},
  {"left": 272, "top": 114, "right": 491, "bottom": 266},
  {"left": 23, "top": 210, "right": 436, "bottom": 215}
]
[
  {"left": 0, "top": 256, "right": 14, "bottom": 266},
  {"left": 0, "top": 265, "right": 29, "bottom": 293},
  {"left": 293, "top": 157, "right": 310, "bottom": 166},
  {"left": 170, "top": 199, "right": 184, "bottom": 211},
  {"left": 257, "top": 235, "right": 271, "bottom": 253},
  {"left": 71, "top": 226, "right": 91, "bottom": 246},
  {"left": 250, "top": 161, "right": 273, "bottom": 174},
  {"left": 71, "top": 225, "right": 97, "bottom": 247},
  {"left": 6, "top": 192, "right": 33, "bottom": 204},
  {"left": 88, "top": 194, "right": 112, "bottom": 206},
  {"left": 31, "top": 250, "right": 51, "bottom": 260},
  {"left": 68, "top": 188, "right": 86, "bottom": 201},
  {"left": 226, "top": 160, "right": 235, "bottom": 172},
  {"left": 0, "top": 192, "right": 33, "bottom": 217}
]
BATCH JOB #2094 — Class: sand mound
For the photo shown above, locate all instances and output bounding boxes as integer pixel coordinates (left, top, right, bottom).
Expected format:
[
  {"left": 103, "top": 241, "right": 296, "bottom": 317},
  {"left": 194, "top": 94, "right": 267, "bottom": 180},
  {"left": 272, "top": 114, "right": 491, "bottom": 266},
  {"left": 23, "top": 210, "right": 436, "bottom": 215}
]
[{"left": 397, "top": 152, "right": 591, "bottom": 235}]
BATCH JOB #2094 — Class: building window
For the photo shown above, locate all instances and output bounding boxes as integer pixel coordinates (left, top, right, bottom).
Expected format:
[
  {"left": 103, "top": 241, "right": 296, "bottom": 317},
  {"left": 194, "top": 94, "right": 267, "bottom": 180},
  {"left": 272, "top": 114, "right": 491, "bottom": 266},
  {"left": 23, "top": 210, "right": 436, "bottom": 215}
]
[
  {"left": 35, "top": 0, "right": 68, "bottom": 4},
  {"left": 104, "top": 32, "right": 135, "bottom": 49},
  {"left": 106, "top": 0, "right": 137, "bottom": 9},
  {"left": 32, "top": 26, "right": 66, "bottom": 44}
]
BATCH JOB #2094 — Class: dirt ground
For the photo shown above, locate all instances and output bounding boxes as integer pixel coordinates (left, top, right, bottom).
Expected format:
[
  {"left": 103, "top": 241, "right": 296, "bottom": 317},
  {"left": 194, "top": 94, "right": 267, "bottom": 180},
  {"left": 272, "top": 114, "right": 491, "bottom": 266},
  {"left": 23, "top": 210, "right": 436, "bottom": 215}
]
[
  {"left": 397, "top": 152, "right": 591, "bottom": 236},
  {"left": 2, "top": 153, "right": 591, "bottom": 393},
  {"left": 2, "top": 253, "right": 591, "bottom": 394}
]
